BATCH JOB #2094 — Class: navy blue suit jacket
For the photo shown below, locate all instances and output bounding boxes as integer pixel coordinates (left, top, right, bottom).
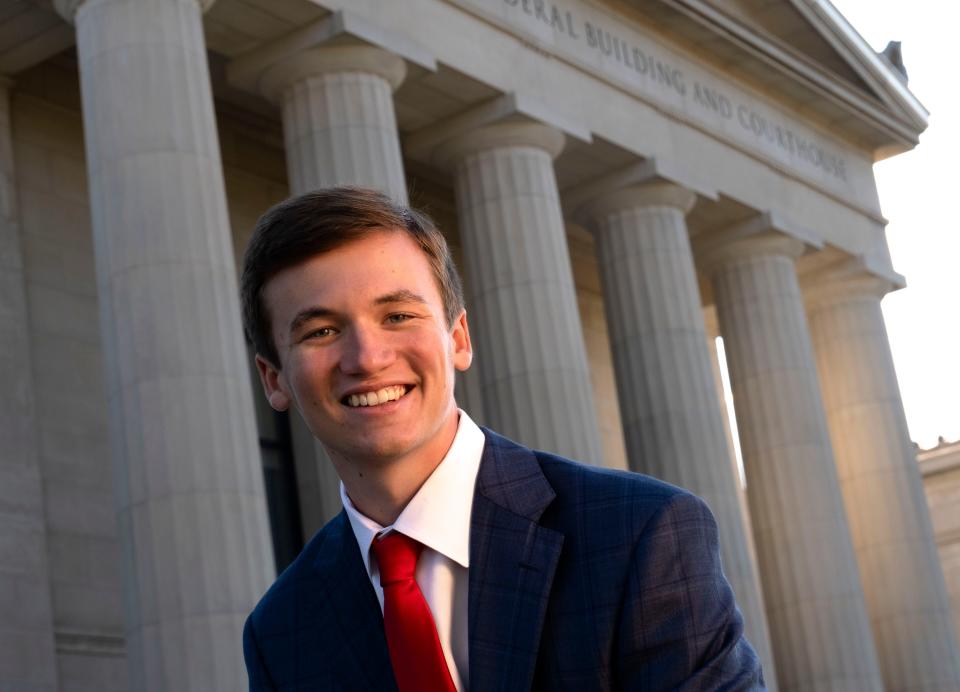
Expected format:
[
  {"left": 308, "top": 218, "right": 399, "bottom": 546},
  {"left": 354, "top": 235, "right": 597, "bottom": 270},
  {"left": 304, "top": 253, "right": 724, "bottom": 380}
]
[{"left": 243, "top": 429, "right": 764, "bottom": 690}]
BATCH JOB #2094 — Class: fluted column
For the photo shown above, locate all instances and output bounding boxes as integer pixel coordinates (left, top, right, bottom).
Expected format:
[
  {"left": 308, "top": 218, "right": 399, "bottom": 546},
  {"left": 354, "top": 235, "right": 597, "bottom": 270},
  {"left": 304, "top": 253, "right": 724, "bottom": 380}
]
[
  {"left": 578, "top": 183, "right": 776, "bottom": 684},
  {"left": 55, "top": 1, "right": 275, "bottom": 689},
  {"left": 700, "top": 231, "right": 883, "bottom": 691},
  {"left": 256, "top": 45, "right": 408, "bottom": 201},
  {"left": 807, "top": 271, "right": 960, "bottom": 690},
  {"left": 233, "top": 43, "right": 410, "bottom": 534},
  {"left": 441, "top": 122, "right": 603, "bottom": 464},
  {"left": 0, "top": 78, "right": 59, "bottom": 692}
]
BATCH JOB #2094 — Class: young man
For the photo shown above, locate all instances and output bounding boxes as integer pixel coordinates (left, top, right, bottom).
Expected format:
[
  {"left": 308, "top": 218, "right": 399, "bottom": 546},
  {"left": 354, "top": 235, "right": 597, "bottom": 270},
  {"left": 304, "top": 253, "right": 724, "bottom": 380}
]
[{"left": 240, "top": 187, "right": 764, "bottom": 691}]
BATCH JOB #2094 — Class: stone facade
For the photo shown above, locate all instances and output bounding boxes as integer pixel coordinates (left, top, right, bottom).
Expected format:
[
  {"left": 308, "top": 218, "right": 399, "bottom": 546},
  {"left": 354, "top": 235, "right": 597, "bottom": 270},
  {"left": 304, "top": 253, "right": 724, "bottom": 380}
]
[
  {"left": 919, "top": 439, "right": 960, "bottom": 646},
  {"left": 0, "top": 0, "right": 957, "bottom": 690}
]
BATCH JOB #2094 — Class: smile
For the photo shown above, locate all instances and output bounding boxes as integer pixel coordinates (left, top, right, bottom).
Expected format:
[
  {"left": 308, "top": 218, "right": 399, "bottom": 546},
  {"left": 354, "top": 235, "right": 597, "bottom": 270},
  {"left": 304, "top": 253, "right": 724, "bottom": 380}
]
[{"left": 343, "top": 385, "right": 411, "bottom": 408}]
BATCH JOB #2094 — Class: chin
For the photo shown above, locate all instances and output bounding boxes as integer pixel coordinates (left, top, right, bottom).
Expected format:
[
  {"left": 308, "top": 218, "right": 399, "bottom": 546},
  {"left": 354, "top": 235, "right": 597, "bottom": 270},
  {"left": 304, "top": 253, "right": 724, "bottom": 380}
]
[{"left": 341, "top": 437, "right": 421, "bottom": 466}]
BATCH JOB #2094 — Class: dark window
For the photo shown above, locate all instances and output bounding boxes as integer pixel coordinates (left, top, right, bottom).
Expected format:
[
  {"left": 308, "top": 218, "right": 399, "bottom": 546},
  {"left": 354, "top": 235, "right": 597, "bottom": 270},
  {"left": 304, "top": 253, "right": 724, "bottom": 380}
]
[
  {"left": 248, "top": 350, "right": 305, "bottom": 575},
  {"left": 258, "top": 409, "right": 305, "bottom": 574}
]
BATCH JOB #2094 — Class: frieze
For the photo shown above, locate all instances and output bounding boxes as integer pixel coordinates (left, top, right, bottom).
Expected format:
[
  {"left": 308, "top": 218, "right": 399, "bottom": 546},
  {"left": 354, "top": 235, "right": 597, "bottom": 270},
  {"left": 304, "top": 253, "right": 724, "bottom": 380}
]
[{"left": 470, "top": 0, "right": 853, "bottom": 185}]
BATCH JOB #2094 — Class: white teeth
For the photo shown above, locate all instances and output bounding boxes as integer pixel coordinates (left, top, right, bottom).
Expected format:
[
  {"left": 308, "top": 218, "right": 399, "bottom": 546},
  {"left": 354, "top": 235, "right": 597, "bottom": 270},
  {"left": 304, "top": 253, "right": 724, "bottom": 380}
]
[{"left": 345, "top": 385, "right": 406, "bottom": 407}]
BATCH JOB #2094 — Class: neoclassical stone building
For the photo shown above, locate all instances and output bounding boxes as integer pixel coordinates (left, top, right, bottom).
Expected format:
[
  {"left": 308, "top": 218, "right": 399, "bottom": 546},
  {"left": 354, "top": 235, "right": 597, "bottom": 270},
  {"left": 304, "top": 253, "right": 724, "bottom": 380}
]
[
  {"left": 1, "top": 0, "right": 957, "bottom": 690},
  {"left": 919, "top": 438, "right": 960, "bottom": 646}
]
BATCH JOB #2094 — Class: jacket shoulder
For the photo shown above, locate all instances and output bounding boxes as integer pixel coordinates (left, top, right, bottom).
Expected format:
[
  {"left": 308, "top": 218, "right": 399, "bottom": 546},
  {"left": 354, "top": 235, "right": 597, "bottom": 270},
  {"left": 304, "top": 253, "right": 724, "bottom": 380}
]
[
  {"left": 533, "top": 447, "right": 702, "bottom": 531},
  {"left": 246, "top": 512, "right": 346, "bottom": 632},
  {"left": 514, "top": 447, "right": 763, "bottom": 689}
]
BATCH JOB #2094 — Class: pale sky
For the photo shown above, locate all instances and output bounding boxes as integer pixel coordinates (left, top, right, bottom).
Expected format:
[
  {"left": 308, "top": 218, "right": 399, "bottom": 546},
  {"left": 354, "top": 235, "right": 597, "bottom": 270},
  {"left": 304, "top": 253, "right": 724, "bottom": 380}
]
[{"left": 827, "top": 0, "right": 960, "bottom": 448}]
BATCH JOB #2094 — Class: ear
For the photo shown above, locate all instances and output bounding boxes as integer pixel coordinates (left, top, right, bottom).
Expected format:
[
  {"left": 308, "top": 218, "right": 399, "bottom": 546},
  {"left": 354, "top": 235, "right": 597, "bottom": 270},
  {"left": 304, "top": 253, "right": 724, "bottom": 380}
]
[
  {"left": 255, "top": 354, "right": 291, "bottom": 412},
  {"left": 450, "top": 309, "right": 473, "bottom": 372}
]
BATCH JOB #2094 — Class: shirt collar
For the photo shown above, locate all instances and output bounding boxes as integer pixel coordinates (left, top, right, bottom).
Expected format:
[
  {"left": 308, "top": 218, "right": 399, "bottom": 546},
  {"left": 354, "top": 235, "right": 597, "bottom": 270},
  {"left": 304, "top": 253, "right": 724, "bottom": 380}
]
[{"left": 341, "top": 409, "right": 486, "bottom": 578}]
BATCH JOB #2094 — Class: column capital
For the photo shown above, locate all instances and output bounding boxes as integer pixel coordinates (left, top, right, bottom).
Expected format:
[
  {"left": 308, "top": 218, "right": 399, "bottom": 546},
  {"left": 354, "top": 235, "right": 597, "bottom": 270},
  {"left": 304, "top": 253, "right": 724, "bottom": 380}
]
[
  {"left": 802, "top": 260, "right": 895, "bottom": 311},
  {"left": 54, "top": 0, "right": 215, "bottom": 23},
  {"left": 431, "top": 121, "right": 565, "bottom": 170},
  {"left": 234, "top": 44, "right": 406, "bottom": 105},
  {"left": 575, "top": 181, "right": 696, "bottom": 224},
  {"left": 694, "top": 217, "right": 806, "bottom": 277}
]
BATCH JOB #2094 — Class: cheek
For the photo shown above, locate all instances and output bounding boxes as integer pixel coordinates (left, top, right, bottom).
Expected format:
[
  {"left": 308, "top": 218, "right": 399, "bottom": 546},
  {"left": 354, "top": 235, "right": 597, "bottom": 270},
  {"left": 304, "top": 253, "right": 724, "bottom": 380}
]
[
  {"left": 287, "top": 352, "right": 334, "bottom": 395},
  {"left": 405, "top": 335, "right": 451, "bottom": 366}
]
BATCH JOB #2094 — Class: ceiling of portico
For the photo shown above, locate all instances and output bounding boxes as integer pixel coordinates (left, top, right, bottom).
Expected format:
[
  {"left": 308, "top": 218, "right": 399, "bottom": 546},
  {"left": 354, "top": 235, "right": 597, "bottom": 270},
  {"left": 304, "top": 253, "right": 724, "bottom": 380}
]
[{"left": 0, "top": 0, "right": 71, "bottom": 75}]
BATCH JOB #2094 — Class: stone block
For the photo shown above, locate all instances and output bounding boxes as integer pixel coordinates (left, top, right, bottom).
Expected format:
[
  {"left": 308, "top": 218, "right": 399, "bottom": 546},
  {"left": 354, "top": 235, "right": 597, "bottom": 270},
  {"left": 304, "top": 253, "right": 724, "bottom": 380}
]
[
  {"left": 11, "top": 138, "right": 53, "bottom": 193},
  {"left": 57, "top": 651, "right": 128, "bottom": 692},
  {"left": 50, "top": 153, "right": 89, "bottom": 205},
  {"left": 0, "top": 463, "right": 45, "bottom": 519},
  {"left": 51, "top": 582, "right": 124, "bottom": 633},
  {"left": 0, "top": 629, "right": 58, "bottom": 691},
  {"left": 43, "top": 481, "right": 116, "bottom": 536},
  {"left": 26, "top": 283, "right": 101, "bottom": 344},
  {"left": 0, "top": 572, "right": 54, "bottom": 628},
  {"left": 0, "top": 520, "right": 48, "bottom": 577}
]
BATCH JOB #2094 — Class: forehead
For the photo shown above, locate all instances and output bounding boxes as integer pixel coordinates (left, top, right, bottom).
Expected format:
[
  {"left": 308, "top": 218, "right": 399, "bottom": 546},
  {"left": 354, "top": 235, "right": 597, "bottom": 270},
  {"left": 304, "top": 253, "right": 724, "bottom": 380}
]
[{"left": 263, "top": 231, "right": 440, "bottom": 313}]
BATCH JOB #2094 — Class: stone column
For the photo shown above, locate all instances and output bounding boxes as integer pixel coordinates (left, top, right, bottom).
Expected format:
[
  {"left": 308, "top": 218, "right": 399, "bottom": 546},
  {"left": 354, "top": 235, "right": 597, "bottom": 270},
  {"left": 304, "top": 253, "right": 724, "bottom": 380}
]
[
  {"left": 441, "top": 122, "right": 603, "bottom": 465},
  {"left": 256, "top": 45, "right": 408, "bottom": 202},
  {"left": 235, "top": 43, "right": 410, "bottom": 535},
  {"left": 700, "top": 231, "right": 883, "bottom": 691},
  {"left": 55, "top": 1, "right": 275, "bottom": 690},
  {"left": 578, "top": 183, "right": 776, "bottom": 685},
  {"left": 807, "top": 271, "right": 960, "bottom": 690},
  {"left": 0, "top": 77, "right": 60, "bottom": 692}
]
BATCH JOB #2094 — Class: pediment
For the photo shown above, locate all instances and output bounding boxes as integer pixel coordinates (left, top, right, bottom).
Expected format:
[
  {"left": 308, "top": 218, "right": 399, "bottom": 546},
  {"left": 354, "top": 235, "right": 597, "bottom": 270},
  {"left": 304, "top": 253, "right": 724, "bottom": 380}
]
[{"left": 710, "top": 0, "right": 871, "bottom": 89}]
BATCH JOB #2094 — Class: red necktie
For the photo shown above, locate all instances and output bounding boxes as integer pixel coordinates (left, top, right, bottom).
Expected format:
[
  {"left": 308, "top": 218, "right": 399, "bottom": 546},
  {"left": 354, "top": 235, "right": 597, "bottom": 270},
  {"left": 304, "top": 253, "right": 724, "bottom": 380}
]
[{"left": 372, "top": 532, "right": 457, "bottom": 692}]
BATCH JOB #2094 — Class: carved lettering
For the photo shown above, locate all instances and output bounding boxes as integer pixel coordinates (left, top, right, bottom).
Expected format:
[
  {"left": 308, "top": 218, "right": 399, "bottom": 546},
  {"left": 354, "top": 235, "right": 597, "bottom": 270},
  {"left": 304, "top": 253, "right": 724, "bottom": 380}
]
[
  {"left": 498, "top": 0, "right": 849, "bottom": 182},
  {"left": 551, "top": 6, "right": 565, "bottom": 31},
  {"left": 533, "top": 0, "right": 549, "bottom": 22},
  {"left": 693, "top": 82, "right": 732, "bottom": 119},
  {"left": 632, "top": 48, "right": 649, "bottom": 75}
]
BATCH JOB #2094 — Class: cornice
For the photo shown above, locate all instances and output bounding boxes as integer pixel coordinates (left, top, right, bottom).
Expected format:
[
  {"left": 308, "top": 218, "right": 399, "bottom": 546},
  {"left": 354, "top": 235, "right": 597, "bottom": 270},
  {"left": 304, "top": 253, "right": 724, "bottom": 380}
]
[
  {"left": 639, "top": 0, "right": 926, "bottom": 155},
  {"left": 791, "top": 0, "right": 928, "bottom": 125}
]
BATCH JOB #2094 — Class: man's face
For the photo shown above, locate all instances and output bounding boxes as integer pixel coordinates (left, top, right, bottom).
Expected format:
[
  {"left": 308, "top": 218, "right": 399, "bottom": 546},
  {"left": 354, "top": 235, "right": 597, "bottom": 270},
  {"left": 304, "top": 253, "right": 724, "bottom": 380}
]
[{"left": 256, "top": 230, "right": 472, "bottom": 470}]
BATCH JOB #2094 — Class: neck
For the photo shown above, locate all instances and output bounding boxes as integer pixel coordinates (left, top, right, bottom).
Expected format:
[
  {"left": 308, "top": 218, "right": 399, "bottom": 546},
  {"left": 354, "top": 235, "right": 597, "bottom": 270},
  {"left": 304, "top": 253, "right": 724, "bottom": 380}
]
[{"left": 333, "top": 410, "right": 460, "bottom": 527}]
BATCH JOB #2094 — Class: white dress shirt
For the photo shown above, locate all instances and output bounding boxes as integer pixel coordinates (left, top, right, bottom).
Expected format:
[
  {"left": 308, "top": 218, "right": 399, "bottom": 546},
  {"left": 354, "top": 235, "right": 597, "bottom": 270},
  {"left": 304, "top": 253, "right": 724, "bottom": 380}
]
[{"left": 340, "top": 409, "right": 485, "bottom": 691}]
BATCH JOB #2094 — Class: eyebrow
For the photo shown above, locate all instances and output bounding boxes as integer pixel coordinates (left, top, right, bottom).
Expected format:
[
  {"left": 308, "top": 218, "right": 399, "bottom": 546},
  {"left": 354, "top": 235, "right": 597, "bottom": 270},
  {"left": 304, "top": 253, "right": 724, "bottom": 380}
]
[
  {"left": 288, "top": 307, "right": 337, "bottom": 335},
  {"left": 374, "top": 289, "right": 430, "bottom": 308},
  {"left": 286, "top": 290, "right": 430, "bottom": 335}
]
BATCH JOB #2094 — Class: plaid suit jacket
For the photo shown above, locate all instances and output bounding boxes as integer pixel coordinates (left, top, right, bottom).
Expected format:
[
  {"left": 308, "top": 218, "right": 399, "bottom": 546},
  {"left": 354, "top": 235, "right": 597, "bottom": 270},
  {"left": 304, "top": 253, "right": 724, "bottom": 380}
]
[{"left": 243, "top": 428, "right": 764, "bottom": 691}]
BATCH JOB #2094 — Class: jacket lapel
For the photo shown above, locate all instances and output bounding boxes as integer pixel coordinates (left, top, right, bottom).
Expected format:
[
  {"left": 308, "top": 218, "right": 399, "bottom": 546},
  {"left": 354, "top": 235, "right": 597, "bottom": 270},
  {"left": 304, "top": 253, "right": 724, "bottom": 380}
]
[
  {"left": 469, "top": 430, "right": 564, "bottom": 692},
  {"left": 307, "top": 512, "right": 398, "bottom": 691}
]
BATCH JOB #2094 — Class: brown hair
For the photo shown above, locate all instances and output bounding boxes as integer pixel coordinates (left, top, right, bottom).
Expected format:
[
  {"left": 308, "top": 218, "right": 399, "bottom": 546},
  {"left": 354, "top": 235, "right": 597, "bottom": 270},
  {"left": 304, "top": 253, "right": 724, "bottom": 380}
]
[{"left": 240, "top": 187, "right": 465, "bottom": 367}]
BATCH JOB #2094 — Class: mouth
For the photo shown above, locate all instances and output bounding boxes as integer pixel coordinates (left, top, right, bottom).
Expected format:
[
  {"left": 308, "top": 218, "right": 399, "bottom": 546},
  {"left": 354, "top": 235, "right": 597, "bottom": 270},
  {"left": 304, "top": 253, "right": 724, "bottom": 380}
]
[{"left": 341, "top": 385, "right": 412, "bottom": 408}]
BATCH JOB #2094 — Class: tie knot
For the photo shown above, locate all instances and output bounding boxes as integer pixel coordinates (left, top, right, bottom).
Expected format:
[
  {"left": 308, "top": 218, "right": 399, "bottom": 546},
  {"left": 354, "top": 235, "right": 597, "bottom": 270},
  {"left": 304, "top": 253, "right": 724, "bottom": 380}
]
[{"left": 372, "top": 532, "right": 423, "bottom": 586}]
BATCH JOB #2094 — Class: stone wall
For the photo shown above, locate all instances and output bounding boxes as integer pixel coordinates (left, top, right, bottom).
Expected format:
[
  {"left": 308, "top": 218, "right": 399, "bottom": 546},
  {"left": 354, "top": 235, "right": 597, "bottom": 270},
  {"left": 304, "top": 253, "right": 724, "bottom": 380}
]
[
  {"left": 919, "top": 439, "right": 960, "bottom": 640},
  {"left": 14, "top": 58, "right": 127, "bottom": 692}
]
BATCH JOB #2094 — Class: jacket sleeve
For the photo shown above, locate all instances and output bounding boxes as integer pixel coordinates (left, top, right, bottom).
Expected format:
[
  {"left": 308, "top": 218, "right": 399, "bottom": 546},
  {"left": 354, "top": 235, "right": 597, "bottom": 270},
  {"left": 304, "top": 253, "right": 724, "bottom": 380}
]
[
  {"left": 243, "top": 613, "right": 278, "bottom": 692},
  {"left": 614, "top": 492, "right": 766, "bottom": 691}
]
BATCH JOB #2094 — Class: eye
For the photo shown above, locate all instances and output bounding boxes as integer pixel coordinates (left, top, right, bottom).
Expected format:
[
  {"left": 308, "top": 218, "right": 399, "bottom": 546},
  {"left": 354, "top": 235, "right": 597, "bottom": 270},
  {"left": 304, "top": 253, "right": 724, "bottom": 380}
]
[
  {"left": 303, "top": 326, "right": 337, "bottom": 340},
  {"left": 386, "top": 313, "right": 415, "bottom": 324}
]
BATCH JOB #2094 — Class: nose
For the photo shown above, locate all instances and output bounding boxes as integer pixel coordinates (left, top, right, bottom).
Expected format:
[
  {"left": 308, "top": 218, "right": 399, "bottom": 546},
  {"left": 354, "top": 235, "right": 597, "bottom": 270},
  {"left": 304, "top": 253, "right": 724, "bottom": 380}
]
[{"left": 339, "top": 323, "right": 395, "bottom": 375}]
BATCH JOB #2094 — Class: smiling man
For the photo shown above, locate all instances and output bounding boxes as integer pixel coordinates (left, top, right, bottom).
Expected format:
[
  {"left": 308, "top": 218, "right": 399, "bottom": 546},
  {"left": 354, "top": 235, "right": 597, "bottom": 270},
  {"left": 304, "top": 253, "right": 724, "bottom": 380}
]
[{"left": 240, "top": 187, "right": 764, "bottom": 691}]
